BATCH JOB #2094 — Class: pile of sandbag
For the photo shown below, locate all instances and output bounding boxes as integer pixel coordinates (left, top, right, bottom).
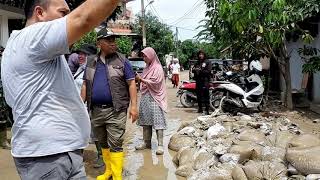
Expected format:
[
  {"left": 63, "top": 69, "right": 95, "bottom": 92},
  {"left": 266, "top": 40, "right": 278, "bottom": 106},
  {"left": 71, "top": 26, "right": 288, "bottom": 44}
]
[{"left": 168, "top": 113, "right": 320, "bottom": 179}]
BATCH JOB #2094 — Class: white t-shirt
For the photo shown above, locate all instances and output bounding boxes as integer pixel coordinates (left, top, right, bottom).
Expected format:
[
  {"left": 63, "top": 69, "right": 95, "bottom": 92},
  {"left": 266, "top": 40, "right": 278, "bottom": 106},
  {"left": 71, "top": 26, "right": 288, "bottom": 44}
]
[
  {"left": 74, "top": 64, "right": 86, "bottom": 93},
  {"left": 1, "top": 17, "right": 90, "bottom": 157},
  {"left": 171, "top": 63, "right": 180, "bottom": 74}
]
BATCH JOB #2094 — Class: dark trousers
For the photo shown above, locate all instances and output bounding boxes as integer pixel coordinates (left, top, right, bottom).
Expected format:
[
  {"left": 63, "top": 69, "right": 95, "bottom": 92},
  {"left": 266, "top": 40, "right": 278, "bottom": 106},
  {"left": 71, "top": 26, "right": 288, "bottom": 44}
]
[
  {"left": 196, "top": 86, "right": 210, "bottom": 112},
  {"left": 14, "top": 150, "right": 86, "bottom": 180}
]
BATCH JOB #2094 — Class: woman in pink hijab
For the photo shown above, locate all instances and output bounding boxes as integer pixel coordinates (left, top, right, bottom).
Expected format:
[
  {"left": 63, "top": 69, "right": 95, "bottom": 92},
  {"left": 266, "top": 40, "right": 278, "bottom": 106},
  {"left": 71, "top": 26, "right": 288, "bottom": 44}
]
[{"left": 135, "top": 47, "right": 167, "bottom": 155}]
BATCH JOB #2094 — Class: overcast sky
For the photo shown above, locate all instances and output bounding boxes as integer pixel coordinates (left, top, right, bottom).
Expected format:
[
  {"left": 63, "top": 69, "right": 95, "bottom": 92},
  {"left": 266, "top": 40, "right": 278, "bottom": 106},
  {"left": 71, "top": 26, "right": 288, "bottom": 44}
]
[{"left": 126, "top": 0, "right": 207, "bottom": 41}]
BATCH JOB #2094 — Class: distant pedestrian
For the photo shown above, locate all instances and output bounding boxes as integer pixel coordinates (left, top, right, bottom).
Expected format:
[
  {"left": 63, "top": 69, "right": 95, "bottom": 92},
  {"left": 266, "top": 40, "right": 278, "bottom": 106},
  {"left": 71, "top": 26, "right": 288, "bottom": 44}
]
[
  {"left": 163, "top": 65, "right": 168, "bottom": 82},
  {"left": 0, "top": 0, "right": 120, "bottom": 179},
  {"left": 73, "top": 44, "right": 97, "bottom": 93},
  {"left": 135, "top": 47, "right": 167, "bottom": 155},
  {"left": 68, "top": 52, "right": 80, "bottom": 75},
  {"left": 171, "top": 58, "right": 180, "bottom": 88}
]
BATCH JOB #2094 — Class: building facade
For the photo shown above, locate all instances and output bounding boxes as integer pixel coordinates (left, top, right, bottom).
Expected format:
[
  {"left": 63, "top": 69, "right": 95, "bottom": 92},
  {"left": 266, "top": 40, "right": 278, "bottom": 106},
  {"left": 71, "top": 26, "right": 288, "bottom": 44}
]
[{"left": 0, "top": 1, "right": 24, "bottom": 47}]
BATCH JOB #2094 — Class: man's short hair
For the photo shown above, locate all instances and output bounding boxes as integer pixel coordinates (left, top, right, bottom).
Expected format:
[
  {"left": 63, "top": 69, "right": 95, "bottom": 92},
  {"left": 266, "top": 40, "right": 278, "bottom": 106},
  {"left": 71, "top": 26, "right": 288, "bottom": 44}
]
[{"left": 24, "top": 0, "right": 50, "bottom": 19}]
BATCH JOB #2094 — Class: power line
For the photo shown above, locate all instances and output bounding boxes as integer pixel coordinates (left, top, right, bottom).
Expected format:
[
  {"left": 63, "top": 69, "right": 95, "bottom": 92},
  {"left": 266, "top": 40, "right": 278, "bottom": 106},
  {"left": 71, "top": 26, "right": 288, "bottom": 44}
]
[
  {"left": 150, "top": 4, "right": 164, "bottom": 23},
  {"left": 169, "top": 0, "right": 204, "bottom": 25},
  {"left": 169, "top": 25, "right": 197, "bottom": 32},
  {"left": 144, "top": 2, "right": 198, "bottom": 41},
  {"left": 147, "top": 8, "right": 197, "bottom": 32},
  {"left": 169, "top": 0, "right": 202, "bottom": 24},
  {"left": 171, "top": 1, "right": 204, "bottom": 26}
]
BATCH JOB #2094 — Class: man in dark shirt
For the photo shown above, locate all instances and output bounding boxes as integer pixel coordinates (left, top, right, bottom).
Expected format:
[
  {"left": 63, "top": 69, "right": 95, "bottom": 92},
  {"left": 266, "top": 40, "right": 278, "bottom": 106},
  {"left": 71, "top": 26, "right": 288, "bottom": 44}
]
[
  {"left": 81, "top": 28, "right": 138, "bottom": 180},
  {"left": 192, "top": 50, "right": 212, "bottom": 115}
]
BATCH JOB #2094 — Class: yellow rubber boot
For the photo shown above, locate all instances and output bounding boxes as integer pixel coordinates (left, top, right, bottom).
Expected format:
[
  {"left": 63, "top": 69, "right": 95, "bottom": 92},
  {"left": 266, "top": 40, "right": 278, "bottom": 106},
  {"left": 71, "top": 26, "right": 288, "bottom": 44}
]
[
  {"left": 109, "top": 151, "right": 124, "bottom": 180},
  {"left": 96, "top": 148, "right": 112, "bottom": 180}
]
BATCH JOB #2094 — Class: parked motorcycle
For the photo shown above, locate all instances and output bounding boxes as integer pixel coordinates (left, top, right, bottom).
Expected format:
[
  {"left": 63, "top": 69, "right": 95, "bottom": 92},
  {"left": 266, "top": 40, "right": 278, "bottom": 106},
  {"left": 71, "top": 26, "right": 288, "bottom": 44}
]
[
  {"left": 210, "top": 60, "right": 266, "bottom": 114},
  {"left": 177, "top": 80, "right": 220, "bottom": 108},
  {"left": 177, "top": 80, "right": 197, "bottom": 108}
]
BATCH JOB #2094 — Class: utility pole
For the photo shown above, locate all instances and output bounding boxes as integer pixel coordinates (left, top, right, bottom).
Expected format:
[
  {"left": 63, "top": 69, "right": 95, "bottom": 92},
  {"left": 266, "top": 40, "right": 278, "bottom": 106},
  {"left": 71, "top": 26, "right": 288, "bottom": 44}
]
[
  {"left": 175, "top": 27, "right": 179, "bottom": 58},
  {"left": 141, "top": 0, "right": 146, "bottom": 47}
]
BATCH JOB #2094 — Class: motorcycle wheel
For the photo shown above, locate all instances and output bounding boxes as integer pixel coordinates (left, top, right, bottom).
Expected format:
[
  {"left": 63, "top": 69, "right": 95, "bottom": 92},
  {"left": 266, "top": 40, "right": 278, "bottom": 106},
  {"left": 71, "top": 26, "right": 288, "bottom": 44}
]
[
  {"left": 258, "top": 96, "right": 267, "bottom": 112},
  {"left": 180, "top": 92, "right": 195, "bottom": 108},
  {"left": 209, "top": 90, "right": 224, "bottom": 111}
]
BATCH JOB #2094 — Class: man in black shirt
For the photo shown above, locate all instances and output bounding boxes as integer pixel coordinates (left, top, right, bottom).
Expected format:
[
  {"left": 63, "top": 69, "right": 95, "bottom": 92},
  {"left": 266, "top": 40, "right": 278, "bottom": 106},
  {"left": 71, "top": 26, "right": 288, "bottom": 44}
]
[{"left": 192, "top": 50, "right": 212, "bottom": 115}]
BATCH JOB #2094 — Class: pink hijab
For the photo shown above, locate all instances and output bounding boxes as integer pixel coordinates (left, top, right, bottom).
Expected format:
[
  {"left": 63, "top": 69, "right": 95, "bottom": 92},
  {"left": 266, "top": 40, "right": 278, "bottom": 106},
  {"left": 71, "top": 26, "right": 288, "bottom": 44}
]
[{"left": 140, "top": 47, "right": 167, "bottom": 112}]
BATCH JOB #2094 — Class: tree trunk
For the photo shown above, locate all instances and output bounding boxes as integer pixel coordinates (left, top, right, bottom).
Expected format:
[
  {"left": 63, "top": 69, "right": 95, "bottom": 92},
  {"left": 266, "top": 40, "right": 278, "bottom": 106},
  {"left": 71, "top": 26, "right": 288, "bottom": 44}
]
[
  {"left": 279, "top": 44, "right": 294, "bottom": 110},
  {"left": 284, "top": 58, "right": 293, "bottom": 109}
]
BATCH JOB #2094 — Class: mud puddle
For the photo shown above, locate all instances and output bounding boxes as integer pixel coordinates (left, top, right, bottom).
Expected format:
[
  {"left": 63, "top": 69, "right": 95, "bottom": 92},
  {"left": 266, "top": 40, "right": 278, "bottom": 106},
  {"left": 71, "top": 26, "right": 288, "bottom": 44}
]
[{"left": 122, "top": 118, "right": 185, "bottom": 180}]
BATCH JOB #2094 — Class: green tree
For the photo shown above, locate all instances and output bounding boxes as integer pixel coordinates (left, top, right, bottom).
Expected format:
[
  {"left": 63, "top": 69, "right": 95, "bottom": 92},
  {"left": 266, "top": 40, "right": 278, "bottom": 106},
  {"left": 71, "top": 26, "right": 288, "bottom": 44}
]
[
  {"left": 176, "top": 40, "right": 220, "bottom": 68},
  {"left": 73, "top": 30, "right": 97, "bottom": 51},
  {"left": 116, "top": 36, "right": 133, "bottom": 56},
  {"left": 197, "top": 42, "right": 220, "bottom": 58},
  {"left": 72, "top": 31, "right": 133, "bottom": 57},
  {"left": 133, "top": 12, "right": 175, "bottom": 62},
  {"left": 199, "top": 0, "right": 320, "bottom": 109},
  {"left": 298, "top": 46, "right": 320, "bottom": 73},
  {"left": 177, "top": 39, "right": 198, "bottom": 68}
]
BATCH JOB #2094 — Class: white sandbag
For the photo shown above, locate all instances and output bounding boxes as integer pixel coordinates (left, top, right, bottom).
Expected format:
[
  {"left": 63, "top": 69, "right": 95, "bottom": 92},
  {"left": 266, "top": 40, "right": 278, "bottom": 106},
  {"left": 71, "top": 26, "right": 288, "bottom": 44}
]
[
  {"left": 208, "top": 164, "right": 233, "bottom": 180},
  {"left": 266, "top": 131, "right": 296, "bottom": 148},
  {"left": 211, "top": 144, "right": 230, "bottom": 155},
  {"left": 240, "top": 115, "right": 252, "bottom": 121},
  {"left": 219, "top": 153, "right": 240, "bottom": 165},
  {"left": 175, "top": 147, "right": 195, "bottom": 177},
  {"left": 207, "top": 123, "right": 225, "bottom": 139},
  {"left": 258, "top": 146, "right": 286, "bottom": 162},
  {"left": 187, "top": 169, "right": 211, "bottom": 180},
  {"left": 169, "top": 133, "right": 196, "bottom": 152},
  {"left": 232, "top": 165, "right": 248, "bottom": 180},
  {"left": 176, "top": 165, "right": 194, "bottom": 178},
  {"left": 177, "top": 121, "right": 192, "bottom": 132},
  {"left": 288, "top": 134, "right": 320, "bottom": 148},
  {"left": 237, "top": 129, "right": 266, "bottom": 144},
  {"left": 306, "top": 174, "right": 320, "bottom": 180},
  {"left": 242, "top": 160, "right": 287, "bottom": 179},
  {"left": 193, "top": 149, "right": 218, "bottom": 170},
  {"left": 178, "top": 126, "right": 196, "bottom": 136},
  {"left": 286, "top": 146, "right": 320, "bottom": 175},
  {"left": 229, "top": 145, "right": 262, "bottom": 163}
]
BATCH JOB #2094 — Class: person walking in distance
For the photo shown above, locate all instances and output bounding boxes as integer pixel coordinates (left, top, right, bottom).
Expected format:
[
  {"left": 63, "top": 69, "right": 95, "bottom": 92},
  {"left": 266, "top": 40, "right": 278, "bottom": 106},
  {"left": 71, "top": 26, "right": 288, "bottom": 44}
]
[
  {"left": 171, "top": 58, "right": 180, "bottom": 88},
  {"left": 192, "top": 50, "right": 212, "bottom": 115},
  {"left": 0, "top": 0, "right": 120, "bottom": 179},
  {"left": 81, "top": 28, "right": 138, "bottom": 180},
  {"left": 135, "top": 47, "right": 167, "bottom": 155}
]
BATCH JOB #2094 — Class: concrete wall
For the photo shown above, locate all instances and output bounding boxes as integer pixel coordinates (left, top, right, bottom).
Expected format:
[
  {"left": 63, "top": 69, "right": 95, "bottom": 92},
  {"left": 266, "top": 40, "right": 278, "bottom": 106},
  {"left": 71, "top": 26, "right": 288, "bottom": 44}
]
[
  {"left": 314, "top": 73, "right": 320, "bottom": 103},
  {"left": 0, "top": 15, "right": 9, "bottom": 47},
  {"left": 286, "top": 22, "right": 320, "bottom": 102},
  {"left": 0, "top": 9, "right": 23, "bottom": 47}
]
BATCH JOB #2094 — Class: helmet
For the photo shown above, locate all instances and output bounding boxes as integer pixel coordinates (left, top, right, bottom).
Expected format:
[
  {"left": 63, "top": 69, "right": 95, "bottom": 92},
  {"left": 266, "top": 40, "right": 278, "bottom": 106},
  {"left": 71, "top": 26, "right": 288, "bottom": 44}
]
[{"left": 249, "top": 60, "right": 262, "bottom": 72}]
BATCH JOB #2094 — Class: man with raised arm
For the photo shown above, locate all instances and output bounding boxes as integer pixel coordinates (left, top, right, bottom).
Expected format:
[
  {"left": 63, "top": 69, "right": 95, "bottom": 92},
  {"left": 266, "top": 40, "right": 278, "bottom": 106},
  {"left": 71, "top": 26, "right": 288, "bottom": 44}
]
[{"left": 0, "top": 0, "right": 120, "bottom": 179}]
